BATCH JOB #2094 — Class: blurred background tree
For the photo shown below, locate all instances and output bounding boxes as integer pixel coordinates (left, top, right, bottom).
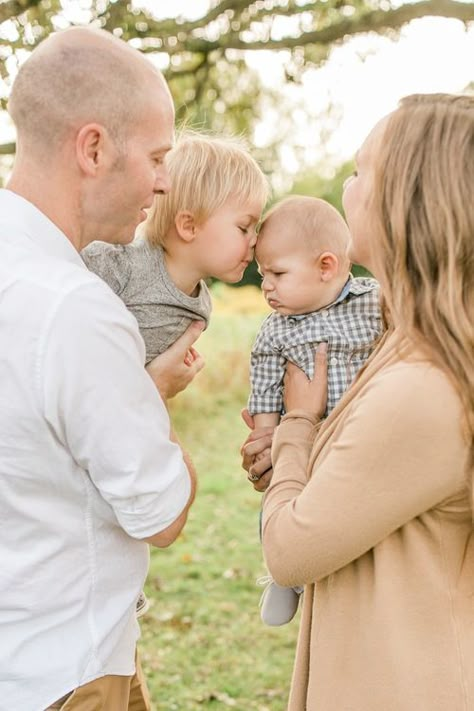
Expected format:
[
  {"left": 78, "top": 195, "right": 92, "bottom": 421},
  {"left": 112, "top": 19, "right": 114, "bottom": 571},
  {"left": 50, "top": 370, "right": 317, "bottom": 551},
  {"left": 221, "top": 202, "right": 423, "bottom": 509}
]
[
  {"left": 1, "top": 0, "right": 473, "bottom": 281},
  {"left": 1, "top": 0, "right": 473, "bottom": 152}
]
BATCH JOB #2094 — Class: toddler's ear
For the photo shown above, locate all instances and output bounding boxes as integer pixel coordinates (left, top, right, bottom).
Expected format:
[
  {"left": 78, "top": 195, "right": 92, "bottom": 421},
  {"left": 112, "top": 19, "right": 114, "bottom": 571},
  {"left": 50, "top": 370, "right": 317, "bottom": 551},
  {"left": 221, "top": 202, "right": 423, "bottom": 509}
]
[
  {"left": 318, "top": 251, "right": 339, "bottom": 282},
  {"left": 174, "top": 211, "right": 197, "bottom": 242}
]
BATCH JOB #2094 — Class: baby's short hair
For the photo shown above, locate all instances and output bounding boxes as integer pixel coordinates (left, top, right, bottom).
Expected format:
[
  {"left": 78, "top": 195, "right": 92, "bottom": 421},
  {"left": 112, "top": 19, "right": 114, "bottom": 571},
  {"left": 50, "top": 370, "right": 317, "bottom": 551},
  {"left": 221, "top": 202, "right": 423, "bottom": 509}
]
[
  {"left": 144, "top": 131, "right": 269, "bottom": 247},
  {"left": 260, "top": 195, "right": 350, "bottom": 263}
]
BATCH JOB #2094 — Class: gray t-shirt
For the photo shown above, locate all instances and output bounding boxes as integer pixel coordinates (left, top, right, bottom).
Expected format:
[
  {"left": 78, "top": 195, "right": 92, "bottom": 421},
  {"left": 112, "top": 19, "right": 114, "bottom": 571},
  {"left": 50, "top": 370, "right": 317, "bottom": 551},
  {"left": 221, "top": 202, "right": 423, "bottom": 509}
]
[{"left": 82, "top": 239, "right": 212, "bottom": 364}]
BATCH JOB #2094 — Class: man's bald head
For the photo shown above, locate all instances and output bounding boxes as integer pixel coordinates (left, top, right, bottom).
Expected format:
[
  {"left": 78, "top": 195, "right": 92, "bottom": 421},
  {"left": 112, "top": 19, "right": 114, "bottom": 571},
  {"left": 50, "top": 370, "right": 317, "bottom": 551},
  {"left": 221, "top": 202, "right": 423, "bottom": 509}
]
[{"left": 8, "top": 27, "right": 171, "bottom": 156}]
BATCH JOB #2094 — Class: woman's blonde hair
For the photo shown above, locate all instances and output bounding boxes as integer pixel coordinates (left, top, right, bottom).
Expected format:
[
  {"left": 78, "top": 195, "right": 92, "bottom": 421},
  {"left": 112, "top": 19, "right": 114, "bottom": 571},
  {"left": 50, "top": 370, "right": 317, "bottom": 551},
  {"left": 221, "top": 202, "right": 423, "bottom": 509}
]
[
  {"left": 371, "top": 93, "right": 474, "bottom": 469},
  {"left": 144, "top": 131, "right": 269, "bottom": 247}
]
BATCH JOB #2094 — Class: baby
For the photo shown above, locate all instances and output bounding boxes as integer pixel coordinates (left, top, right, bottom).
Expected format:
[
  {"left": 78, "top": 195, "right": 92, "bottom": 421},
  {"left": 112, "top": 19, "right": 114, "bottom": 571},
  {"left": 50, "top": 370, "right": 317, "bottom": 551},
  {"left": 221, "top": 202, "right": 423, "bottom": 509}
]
[
  {"left": 248, "top": 195, "right": 383, "bottom": 625},
  {"left": 82, "top": 131, "right": 269, "bottom": 617},
  {"left": 82, "top": 131, "right": 269, "bottom": 365}
]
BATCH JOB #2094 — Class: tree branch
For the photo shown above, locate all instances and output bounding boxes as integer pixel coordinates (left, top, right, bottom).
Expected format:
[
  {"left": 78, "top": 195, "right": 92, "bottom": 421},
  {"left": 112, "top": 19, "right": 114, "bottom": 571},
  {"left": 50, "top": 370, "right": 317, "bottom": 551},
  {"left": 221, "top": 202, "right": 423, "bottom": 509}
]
[
  {"left": 160, "top": 0, "right": 474, "bottom": 54},
  {"left": 0, "top": 142, "right": 15, "bottom": 154},
  {"left": 164, "top": 54, "right": 210, "bottom": 79},
  {"left": 161, "top": 0, "right": 252, "bottom": 34},
  {"left": 0, "top": 0, "right": 41, "bottom": 24}
]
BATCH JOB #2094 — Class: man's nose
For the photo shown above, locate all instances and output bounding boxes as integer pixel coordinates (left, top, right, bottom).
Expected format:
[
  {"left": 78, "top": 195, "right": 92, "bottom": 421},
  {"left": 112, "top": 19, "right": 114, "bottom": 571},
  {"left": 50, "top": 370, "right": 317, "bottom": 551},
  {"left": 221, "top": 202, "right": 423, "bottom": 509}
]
[{"left": 154, "top": 166, "right": 172, "bottom": 195}]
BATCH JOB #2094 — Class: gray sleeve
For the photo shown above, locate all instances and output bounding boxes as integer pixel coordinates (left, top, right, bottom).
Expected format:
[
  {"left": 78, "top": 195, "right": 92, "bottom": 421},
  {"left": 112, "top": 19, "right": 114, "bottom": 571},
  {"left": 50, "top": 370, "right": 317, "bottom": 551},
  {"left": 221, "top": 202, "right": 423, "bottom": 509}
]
[
  {"left": 248, "top": 320, "right": 286, "bottom": 416},
  {"left": 81, "top": 243, "right": 131, "bottom": 296}
]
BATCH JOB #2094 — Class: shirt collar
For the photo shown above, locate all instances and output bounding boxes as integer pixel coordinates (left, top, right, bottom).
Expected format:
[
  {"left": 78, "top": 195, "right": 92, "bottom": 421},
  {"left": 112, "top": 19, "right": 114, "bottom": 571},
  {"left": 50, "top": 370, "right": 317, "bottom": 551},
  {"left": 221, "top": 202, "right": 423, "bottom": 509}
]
[
  {"left": 282, "top": 275, "right": 376, "bottom": 322},
  {"left": 333, "top": 276, "right": 353, "bottom": 305},
  {"left": 0, "top": 189, "right": 86, "bottom": 268},
  {"left": 330, "top": 274, "right": 377, "bottom": 304}
]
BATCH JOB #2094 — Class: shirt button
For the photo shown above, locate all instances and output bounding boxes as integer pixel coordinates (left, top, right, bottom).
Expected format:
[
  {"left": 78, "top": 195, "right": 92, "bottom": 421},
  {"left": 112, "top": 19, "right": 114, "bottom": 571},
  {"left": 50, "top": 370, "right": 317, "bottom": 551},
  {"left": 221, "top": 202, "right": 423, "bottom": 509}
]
[
  {"left": 320, "top": 310, "right": 329, "bottom": 318},
  {"left": 330, "top": 357, "right": 338, "bottom": 366},
  {"left": 288, "top": 318, "right": 297, "bottom": 326}
]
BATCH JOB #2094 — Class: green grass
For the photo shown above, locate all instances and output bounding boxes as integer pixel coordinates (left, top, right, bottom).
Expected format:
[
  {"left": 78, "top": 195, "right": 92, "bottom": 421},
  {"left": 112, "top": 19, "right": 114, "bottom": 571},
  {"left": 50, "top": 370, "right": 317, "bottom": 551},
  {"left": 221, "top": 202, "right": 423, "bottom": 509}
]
[{"left": 139, "top": 286, "right": 298, "bottom": 710}]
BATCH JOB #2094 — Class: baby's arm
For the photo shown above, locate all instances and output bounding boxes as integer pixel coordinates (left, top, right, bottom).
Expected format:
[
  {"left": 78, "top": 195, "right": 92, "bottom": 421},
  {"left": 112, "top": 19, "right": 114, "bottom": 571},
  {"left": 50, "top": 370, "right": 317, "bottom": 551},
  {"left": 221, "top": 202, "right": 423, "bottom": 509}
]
[
  {"left": 253, "top": 413, "right": 280, "bottom": 463},
  {"left": 253, "top": 413, "right": 280, "bottom": 429},
  {"left": 248, "top": 318, "right": 287, "bottom": 466}
]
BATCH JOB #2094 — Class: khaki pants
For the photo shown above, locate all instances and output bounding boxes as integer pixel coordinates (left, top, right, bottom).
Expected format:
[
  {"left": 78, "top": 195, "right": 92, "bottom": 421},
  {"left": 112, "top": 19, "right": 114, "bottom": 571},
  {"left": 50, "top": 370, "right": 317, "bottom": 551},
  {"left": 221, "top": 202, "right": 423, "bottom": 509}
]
[{"left": 46, "top": 652, "right": 151, "bottom": 711}]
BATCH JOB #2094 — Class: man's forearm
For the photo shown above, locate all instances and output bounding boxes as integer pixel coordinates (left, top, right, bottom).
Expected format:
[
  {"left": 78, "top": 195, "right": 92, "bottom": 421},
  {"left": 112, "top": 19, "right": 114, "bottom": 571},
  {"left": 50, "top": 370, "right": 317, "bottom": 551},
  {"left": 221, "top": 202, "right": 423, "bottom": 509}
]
[
  {"left": 144, "top": 427, "right": 196, "bottom": 548},
  {"left": 170, "top": 427, "right": 197, "bottom": 507}
]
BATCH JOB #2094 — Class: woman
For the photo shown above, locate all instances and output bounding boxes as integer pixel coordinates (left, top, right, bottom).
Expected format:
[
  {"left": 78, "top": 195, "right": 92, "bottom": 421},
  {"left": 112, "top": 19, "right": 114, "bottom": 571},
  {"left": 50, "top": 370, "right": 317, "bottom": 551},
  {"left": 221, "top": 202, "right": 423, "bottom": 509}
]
[{"left": 243, "top": 94, "right": 474, "bottom": 710}]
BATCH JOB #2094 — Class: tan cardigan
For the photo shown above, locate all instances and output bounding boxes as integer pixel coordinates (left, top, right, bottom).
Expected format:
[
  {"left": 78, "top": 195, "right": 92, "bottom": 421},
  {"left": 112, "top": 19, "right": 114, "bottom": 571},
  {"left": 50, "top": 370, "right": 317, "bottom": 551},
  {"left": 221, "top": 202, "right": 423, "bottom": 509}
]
[{"left": 262, "top": 332, "right": 473, "bottom": 710}]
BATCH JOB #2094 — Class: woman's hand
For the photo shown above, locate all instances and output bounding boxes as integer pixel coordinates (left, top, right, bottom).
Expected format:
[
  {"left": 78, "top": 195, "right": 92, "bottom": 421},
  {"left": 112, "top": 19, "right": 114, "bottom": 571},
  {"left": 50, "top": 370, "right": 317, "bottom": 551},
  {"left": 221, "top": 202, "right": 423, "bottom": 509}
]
[
  {"left": 283, "top": 342, "right": 328, "bottom": 418},
  {"left": 240, "top": 409, "right": 275, "bottom": 492},
  {"left": 146, "top": 321, "right": 205, "bottom": 400}
]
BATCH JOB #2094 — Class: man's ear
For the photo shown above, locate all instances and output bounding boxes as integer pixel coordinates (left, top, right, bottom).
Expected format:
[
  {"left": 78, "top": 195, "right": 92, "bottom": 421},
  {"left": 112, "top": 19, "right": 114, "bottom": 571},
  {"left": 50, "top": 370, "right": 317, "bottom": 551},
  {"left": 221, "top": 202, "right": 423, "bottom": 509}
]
[
  {"left": 318, "top": 251, "right": 339, "bottom": 282},
  {"left": 174, "top": 211, "right": 197, "bottom": 242},
  {"left": 75, "top": 123, "right": 109, "bottom": 176}
]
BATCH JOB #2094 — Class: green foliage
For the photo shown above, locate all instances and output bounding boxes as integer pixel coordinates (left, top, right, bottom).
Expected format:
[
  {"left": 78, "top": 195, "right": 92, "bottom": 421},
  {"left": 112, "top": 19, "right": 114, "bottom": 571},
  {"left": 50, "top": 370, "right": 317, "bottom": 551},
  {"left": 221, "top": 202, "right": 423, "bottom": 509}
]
[
  {"left": 1, "top": 1, "right": 473, "bottom": 151},
  {"left": 139, "top": 289, "right": 295, "bottom": 710},
  {"left": 290, "top": 161, "right": 371, "bottom": 277},
  {"left": 171, "top": 57, "right": 272, "bottom": 139},
  {"left": 290, "top": 160, "right": 354, "bottom": 214}
]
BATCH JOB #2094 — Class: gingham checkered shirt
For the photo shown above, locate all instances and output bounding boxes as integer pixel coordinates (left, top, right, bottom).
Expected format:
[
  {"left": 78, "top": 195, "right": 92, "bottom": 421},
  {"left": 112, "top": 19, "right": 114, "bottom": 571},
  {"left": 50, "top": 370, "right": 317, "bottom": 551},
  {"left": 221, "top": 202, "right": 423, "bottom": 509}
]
[{"left": 248, "top": 277, "right": 382, "bottom": 417}]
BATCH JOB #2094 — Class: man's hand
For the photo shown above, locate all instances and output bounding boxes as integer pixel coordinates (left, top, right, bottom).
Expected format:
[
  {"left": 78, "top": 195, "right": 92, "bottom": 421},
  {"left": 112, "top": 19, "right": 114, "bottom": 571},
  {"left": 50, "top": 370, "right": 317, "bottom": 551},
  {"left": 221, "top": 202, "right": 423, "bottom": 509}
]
[
  {"left": 240, "top": 409, "right": 275, "bottom": 492},
  {"left": 146, "top": 321, "right": 205, "bottom": 400}
]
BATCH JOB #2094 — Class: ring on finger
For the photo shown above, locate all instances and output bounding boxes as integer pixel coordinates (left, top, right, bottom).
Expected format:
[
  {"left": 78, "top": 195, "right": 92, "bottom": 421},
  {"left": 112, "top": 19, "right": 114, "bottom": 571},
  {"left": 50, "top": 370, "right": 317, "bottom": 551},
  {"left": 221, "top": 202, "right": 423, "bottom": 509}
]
[{"left": 247, "top": 472, "right": 261, "bottom": 482}]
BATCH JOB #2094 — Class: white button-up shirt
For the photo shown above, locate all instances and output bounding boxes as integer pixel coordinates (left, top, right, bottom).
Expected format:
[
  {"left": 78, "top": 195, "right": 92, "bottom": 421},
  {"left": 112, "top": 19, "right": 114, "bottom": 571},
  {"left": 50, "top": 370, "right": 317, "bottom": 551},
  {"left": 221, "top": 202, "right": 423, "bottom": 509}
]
[{"left": 0, "top": 190, "right": 191, "bottom": 711}]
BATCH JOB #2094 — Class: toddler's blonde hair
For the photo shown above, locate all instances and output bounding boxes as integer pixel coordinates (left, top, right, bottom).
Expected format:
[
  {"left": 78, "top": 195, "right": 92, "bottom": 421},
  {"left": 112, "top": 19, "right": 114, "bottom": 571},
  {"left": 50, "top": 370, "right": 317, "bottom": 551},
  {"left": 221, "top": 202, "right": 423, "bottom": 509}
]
[{"left": 144, "top": 131, "right": 269, "bottom": 247}]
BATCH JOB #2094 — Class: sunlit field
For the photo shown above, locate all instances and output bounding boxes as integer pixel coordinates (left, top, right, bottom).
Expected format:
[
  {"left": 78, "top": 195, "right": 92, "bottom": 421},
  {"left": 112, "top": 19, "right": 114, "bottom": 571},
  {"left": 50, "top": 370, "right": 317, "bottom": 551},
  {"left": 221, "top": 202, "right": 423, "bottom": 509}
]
[{"left": 139, "top": 285, "right": 299, "bottom": 710}]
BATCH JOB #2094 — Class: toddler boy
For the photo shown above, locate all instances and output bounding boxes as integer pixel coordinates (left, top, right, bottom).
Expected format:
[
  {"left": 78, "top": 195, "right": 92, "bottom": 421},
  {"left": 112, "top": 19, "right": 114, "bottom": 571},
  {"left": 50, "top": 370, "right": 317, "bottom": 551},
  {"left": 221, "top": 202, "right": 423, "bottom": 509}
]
[
  {"left": 82, "top": 131, "right": 269, "bottom": 364},
  {"left": 82, "top": 132, "right": 269, "bottom": 616}
]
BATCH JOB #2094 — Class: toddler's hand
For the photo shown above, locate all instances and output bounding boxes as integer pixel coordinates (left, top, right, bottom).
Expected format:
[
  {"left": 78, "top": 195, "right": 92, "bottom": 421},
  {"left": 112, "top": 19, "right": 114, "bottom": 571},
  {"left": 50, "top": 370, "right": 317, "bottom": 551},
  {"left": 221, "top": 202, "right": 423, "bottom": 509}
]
[{"left": 147, "top": 322, "right": 205, "bottom": 400}]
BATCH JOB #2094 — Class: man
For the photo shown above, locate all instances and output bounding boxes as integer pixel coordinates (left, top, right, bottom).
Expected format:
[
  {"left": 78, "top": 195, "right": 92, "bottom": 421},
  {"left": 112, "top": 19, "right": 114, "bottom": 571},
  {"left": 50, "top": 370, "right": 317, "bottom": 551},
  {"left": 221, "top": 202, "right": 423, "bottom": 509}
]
[{"left": 0, "top": 27, "right": 204, "bottom": 710}]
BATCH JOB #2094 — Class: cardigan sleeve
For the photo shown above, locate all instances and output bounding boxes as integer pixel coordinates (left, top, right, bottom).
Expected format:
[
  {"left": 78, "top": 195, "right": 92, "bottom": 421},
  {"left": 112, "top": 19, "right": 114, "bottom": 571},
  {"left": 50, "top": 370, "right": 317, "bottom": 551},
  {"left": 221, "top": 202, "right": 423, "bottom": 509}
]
[{"left": 262, "top": 361, "right": 468, "bottom": 586}]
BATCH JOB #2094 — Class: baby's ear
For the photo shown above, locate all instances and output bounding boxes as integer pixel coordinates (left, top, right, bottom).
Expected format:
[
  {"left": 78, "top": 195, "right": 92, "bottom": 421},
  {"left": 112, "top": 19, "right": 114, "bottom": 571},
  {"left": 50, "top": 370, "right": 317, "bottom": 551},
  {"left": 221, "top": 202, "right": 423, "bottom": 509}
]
[
  {"left": 174, "top": 211, "right": 197, "bottom": 242},
  {"left": 318, "top": 251, "right": 339, "bottom": 282}
]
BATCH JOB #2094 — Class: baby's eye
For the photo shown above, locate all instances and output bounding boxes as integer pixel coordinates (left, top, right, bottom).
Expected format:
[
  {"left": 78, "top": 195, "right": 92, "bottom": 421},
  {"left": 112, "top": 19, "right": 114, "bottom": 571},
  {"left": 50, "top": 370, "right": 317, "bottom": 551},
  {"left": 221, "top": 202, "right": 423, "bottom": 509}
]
[{"left": 239, "top": 226, "right": 249, "bottom": 234}]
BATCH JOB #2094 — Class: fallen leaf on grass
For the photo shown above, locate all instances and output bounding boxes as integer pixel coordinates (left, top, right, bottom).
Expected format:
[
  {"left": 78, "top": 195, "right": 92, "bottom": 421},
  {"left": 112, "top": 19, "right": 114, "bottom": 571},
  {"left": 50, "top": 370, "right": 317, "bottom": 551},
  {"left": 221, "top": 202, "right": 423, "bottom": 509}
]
[{"left": 197, "top": 691, "right": 237, "bottom": 706}]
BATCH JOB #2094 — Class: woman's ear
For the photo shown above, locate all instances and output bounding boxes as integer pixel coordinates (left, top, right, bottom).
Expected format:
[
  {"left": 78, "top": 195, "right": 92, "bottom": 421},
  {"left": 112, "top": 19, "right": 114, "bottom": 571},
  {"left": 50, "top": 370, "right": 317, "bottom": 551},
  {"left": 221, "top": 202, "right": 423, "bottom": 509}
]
[
  {"left": 318, "top": 251, "right": 339, "bottom": 282},
  {"left": 174, "top": 211, "right": 197, "bottom": 242}
]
